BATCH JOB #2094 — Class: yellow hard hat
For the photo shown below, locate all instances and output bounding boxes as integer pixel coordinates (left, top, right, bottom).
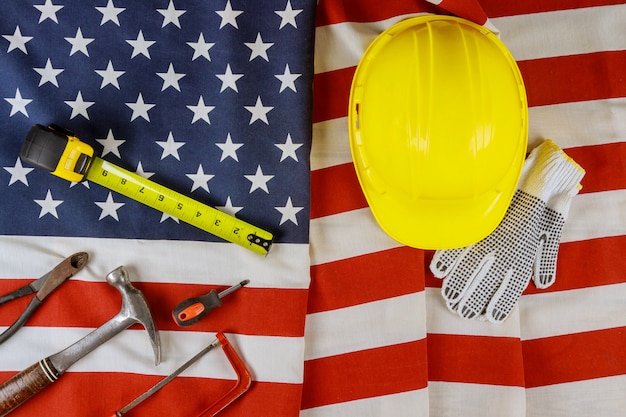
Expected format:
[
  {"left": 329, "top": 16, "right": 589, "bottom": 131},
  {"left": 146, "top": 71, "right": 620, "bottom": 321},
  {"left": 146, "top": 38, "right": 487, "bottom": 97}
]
[{"left": 349, "top": 15, "right": 528, "bottom": 250}]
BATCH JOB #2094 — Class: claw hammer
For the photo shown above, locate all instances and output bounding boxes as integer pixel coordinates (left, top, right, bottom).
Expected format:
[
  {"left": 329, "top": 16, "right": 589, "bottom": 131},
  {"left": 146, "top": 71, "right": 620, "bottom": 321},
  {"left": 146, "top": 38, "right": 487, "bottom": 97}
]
[{"left": 0, "top": 266, "right": 161, "bottom": 416}]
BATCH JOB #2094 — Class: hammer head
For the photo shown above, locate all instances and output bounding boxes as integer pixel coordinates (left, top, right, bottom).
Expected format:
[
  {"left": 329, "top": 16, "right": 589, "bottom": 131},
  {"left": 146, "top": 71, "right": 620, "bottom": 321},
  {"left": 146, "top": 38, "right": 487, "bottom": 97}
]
[{"left": 106, "top": 266, "right": 161, "bottom": 366}]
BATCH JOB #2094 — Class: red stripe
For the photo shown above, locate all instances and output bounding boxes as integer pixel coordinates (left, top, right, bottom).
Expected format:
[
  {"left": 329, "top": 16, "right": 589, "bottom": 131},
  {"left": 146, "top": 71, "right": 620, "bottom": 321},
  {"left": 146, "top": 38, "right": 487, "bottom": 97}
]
[
  {"left": 519, "top": 51, "right": 626, "bottom": 107},
  {"left": 308, "top": 247, "right": 424, "bottom": 314},
  {"left": 312, "top": 66, "right": 354, "bottom": 124},
  {"left": 0, "top": 281, "right": 307, "bottom": 337},
  {"left": 311, "top": 143, "right": 626, "bottom": 219},
  {"left": 565, "top": 142, "right": 626, "bottom": 194},
  {"left": 427, "top": 334, "right": 525, "bottom": 386},
  {"left": 425, "top": 236, "right": 626, "bottom": 293},
  {"left": 481, "top": 0, "right": 626, "bottom": 18},
  {"left": 316, "top": 0, "right": 625, "bottom": 25},
  {"left": 300, "top": 340, "right": 428, "bottom": 410},
  {"left": 523, "top": 326, "right": 626, "bottom": 387},
  {"left": 438, "top": 0, "right": 489, "bottom": 25},
  {"left": 310, "top": 162, "right": 365, "bottom": 219},
  {"left": 315, "top": 0, "right": 439, "bottom": 26},
  {"left": 526, "top": 236, "right": 626, "bottom": 294},
  {"left": 0, "top": 372, "right": 301, "bottom": 417},
  {"left": 313, "top": 53, "right": 626, "bottom": 125}
]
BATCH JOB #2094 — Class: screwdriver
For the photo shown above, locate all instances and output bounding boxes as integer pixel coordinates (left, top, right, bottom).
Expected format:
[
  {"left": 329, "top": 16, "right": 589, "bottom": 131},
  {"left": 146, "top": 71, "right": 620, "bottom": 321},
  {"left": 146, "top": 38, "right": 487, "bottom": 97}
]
[{"left": 172, "top": 280, "right": 249, "bottom": 327}]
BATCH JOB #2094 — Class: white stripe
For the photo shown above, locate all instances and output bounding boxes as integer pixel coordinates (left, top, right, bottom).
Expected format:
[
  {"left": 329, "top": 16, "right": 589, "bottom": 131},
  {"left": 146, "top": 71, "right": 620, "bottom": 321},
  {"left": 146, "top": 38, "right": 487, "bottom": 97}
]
[
  {"left": 310, "top": 189, "right": 626, "bottom": 267},
  {"left": 0, "top": 237, "right": 309, "bottom": 289},
  {"left": 494, "top": 4, "right": 626, "bottom": 61},
  {"left": 520, "top": 283, "right": 626, "bottom": 341},
  {"left": 314, "top": 14, "right": 422, "bottom": 74},
  {"left": 312, "top": 99, "right": 626, "bottom": 172},
  {"left": 526, "top": 375, "right": 626, "bottom": 416},
  {"left": 563, "top": 190, "right": 626, "bottom": 243},
  {"left": 425, "top": 288, "right": 521, "bottom": 338},
  {"left": 314, "top": 5, "right": 624, "bottom": 75},
  {"left": 310, "top": 208, "right": 401, "bottom": 266},
  {"left": 0, "top": 326, "right": 303, "bottom": 384},
  {"left": 428, "top": 382, "right": 526, "bottom": 417},
  {"left": 311, "top": 117, "right": 351, "bottom": 171},
  {"left": 529, "top": 99, "right": 626, "bottom": 150},
  {"left": 300, "top": 389, "right": 429, "bottom": 417},
  {"left": 304, "top": 292, "right": 426, "bottom": 360}
]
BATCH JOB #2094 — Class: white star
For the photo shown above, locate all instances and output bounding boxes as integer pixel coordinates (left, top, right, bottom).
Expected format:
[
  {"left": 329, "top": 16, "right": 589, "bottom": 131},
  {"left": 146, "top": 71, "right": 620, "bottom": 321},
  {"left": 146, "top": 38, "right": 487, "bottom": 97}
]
[
  {"left": 276, "top": 134, "right": 303, "bottom": 162},
  {"left": 245, "top": 33, "right": 273, "bottom": 61},
  {"left": 275, "top": 197, "right": 304, "bottom": 225},
  {"left": 135, "top": 161, "right": 155, "bottom": 179},
  {"left": 216, "top": 196, "right": 243, "bottom": 217},
  {"left": 3, "top": 26, "right": 33, "bottom": 54},
  {"left": 186, "top": 165, "right": 214, "bottom": 193},
  {"left": 96, "top": 129, "right": 125, "bottom": 158},
  {"left": 64, "top": 91, "right": 95, "bottom": 120},
  {"left": 187, "top": 33, "right": 214, "bottom": 61},
  {"left": 65, "top": 28, "right": 94, "bottom": 57},
  {"left": 275, "top": 64, "right": 301, "bottom": 93},
  {"left": 127, "top": 30, "right": 155, "bottom": 59},
  {"left": 95, "top": 192, "right": 125, "bottom": 221},
  {"left": 216, "top": 133, "right": 243, "bottom": 162},
  {"left": 96, "top": 0, "right": 125, "bottom": 26},
  {"left": 160, "top": 213, "right": 180, "bottom": 224},
  {"left": 34, "top": 59, "right": 64, "bottom": 87},
  {"left": 216, "top": 0, "right": 243, "bottom": 29},
  {"left": 186, "top": 96, "right": 215, "bottom": 124},
  {"left": 69, "top": 181, "right": 90, "bottom": 189},
  {"left": 34, "top": 0, "right": 64, "bottom": 24},
  {"left": 158, "top": 0, "right": 186, "bottom": 28},
  {"left": 34, "top": 190, "right": 63, "bottom": 219},
  {"left": 95, "top": 60, "right": 125, "bottom": 89},
  {"left": 157, "top": 63, "right": 186, "bottom": 91},
  {"left": 245, "top": 96, "right": 273, "bottom": 125},
  {"left": 245, "top": 165, "right": 274, "bottom": 194},
  {"left": 126, "top": 93, "right": 155, "bottom": 122},
  {"left": 275, "top": 1, "right": 303, "bottom": 29},
  {"left": 156, "top": 132, "right": 185, "bottom": 160},
  {"left": 4, "top": 158, "right": 34, "bottom": 186},
  {"left": 5, "top": 88, "right": 32, "bottom": 117},
  {"left": 216, "top": 64, "right": 243, "bottom": 93}
]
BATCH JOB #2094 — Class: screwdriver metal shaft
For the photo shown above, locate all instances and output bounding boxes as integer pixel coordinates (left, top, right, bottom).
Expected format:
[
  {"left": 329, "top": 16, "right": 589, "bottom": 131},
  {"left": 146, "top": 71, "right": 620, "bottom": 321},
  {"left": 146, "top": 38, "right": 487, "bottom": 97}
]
[{"left": 218, "top": 280, "right": 250, "bottom": 298}]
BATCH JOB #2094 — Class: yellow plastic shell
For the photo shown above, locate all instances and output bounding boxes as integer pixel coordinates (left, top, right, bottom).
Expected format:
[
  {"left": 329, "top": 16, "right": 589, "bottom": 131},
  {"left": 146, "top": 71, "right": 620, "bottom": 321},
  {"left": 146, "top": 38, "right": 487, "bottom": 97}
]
[
  {"left": 349, "top": 15, "right": 528, "bottom": 249},
  {"left": 52, "top": 134, "right": 95, "bottom": 183}
]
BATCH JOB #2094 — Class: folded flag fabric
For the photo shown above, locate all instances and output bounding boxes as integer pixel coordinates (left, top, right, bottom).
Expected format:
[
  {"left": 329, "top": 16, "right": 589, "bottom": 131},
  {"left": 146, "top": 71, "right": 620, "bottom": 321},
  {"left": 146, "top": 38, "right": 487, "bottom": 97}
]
[{"left": 305, "top": 0, "right": 626, "bottom": 416}]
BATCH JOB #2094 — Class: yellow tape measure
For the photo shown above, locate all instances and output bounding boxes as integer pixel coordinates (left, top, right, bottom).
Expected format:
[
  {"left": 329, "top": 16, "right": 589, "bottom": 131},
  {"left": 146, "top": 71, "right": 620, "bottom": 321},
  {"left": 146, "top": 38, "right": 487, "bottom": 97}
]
[{"left": 20, "top": 124, "right": 273, "bottom": 255}]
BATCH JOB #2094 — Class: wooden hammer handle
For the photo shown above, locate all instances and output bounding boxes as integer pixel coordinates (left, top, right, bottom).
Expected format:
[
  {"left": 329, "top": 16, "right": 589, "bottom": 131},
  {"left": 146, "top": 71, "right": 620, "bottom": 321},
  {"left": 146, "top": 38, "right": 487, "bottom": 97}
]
[{"left": 0, "top": 358, "right": 60, "bottom": 416}]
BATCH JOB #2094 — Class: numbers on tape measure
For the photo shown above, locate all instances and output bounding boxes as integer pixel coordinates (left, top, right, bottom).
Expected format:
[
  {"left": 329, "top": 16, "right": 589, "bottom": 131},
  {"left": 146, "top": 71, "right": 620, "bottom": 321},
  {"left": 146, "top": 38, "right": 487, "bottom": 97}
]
[{"left": 86, "top": 158, "right": 273, "bottom": 255}]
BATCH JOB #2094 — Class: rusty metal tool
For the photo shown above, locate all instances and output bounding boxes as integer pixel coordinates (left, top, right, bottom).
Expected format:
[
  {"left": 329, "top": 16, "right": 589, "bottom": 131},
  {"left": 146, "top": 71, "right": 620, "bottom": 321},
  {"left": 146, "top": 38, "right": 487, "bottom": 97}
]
[
  {"left": 112, "top": 332, "right": 252, "bottom": 417},
  {"left": 0, "top": 266, "right": 161, "bottom": 416},
  {"left": 0, "top": 252, "right": 88, "bottom": 346},
  {"left": 172, "top": 280, "right": 249, "bottom": 327}
]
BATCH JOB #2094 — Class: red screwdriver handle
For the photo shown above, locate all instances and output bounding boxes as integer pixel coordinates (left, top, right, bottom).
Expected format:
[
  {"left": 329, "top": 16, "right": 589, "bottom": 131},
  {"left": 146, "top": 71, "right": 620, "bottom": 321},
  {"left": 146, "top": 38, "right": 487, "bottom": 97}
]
[{"left": 172, "top": 290, "right": 222, "bottom": 326}]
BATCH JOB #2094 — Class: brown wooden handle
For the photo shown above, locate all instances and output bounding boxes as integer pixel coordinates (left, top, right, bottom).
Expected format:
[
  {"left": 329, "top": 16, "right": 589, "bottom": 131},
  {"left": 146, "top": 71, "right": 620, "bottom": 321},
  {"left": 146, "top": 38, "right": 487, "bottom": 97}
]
[{"left": 0, "top": 358, "right": 60, "bottom": 416}]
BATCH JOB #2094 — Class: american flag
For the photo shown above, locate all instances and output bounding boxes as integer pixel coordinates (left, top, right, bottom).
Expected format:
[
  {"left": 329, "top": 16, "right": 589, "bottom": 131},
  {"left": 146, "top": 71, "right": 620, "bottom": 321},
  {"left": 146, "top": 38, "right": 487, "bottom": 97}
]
[
  {"left": 2, "top": 1, "right": 626, "bottom": 416},
  {"left": 0, "top": 1, "right": 314, "bottom": 416},
  {"left": 304, "top": 1, "right": 626, "bottom": 417}
]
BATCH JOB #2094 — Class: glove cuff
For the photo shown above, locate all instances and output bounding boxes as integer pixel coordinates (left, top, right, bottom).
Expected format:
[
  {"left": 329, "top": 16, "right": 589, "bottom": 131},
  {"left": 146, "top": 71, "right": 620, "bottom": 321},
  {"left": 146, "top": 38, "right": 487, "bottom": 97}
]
[{"left": 517, "top": 140, "right": 585, "bottom": 214}]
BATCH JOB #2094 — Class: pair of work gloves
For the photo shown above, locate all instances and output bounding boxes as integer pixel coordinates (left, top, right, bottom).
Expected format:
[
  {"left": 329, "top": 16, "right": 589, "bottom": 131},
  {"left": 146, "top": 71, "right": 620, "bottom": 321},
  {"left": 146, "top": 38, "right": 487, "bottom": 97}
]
[{"left": 430, "top": 139, "right": 585, "bottom": 323}]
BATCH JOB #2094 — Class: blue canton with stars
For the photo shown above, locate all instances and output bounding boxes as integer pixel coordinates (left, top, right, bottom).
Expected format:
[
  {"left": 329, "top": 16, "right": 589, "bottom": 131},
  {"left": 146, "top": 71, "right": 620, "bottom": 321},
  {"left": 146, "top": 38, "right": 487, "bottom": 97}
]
[{"left": 0, "top": 0, "right": 315, "bottom": 244}]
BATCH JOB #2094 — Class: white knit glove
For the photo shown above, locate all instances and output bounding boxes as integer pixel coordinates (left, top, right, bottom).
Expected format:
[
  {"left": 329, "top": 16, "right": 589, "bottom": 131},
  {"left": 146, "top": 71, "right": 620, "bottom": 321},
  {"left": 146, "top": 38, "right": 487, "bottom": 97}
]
[{"left": 430, "top": 140, "right": 585, "bottom": 323}]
